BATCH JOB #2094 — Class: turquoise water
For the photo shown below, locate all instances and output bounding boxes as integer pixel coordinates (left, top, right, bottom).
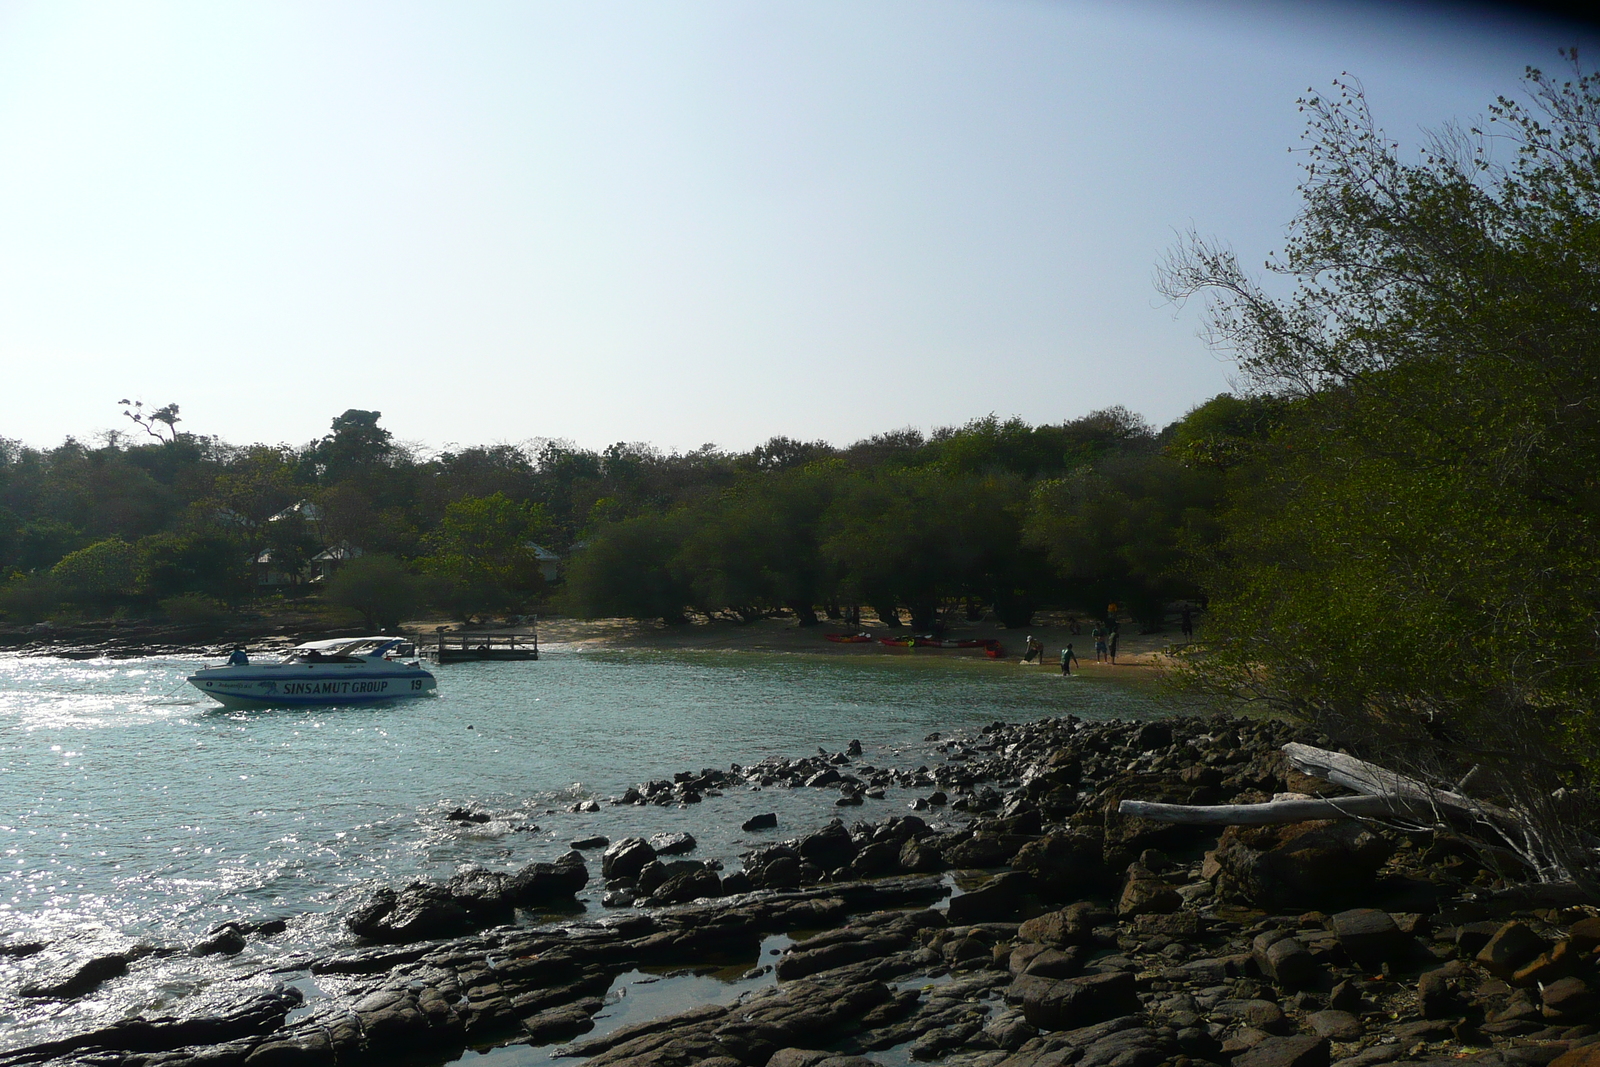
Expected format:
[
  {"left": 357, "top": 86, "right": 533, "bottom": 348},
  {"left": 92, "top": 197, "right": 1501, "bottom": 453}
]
[{"left": 0, "top": 644, "right": 1166, "bottom": 1049}]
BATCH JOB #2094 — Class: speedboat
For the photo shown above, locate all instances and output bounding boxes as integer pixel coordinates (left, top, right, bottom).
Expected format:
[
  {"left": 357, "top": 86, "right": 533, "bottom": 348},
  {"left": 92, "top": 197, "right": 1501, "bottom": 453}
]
[{"left": 187, "top": 637, "right": 438, "bottom": 708}]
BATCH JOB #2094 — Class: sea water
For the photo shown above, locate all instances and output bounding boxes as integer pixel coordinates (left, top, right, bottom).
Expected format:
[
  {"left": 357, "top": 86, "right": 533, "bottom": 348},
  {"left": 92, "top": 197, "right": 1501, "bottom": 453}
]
[{"left": 0, "top": 645, "right": 1168, "bottom": 1051}]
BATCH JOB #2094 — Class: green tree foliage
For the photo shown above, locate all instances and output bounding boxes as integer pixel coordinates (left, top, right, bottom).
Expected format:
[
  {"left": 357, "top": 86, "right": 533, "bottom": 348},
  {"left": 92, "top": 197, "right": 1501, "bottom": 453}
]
[
  {"left": 135, "top": 533, "right": 249, "bottom": 602},
  {"left": 563, "top": 511, "right": 694, "bottom": 625},
  {"left": 1159, "top": 57, "right": 1600, "bottom": 888},
  {"left": 673, "top": 464, "right": 842, "bottom": 624},
  {"left": 417, "top": 492, "right": 549, "bottom": 620},
  {"left": 324, "top": 554, "right": 422, "bottom": 630},
  {"left": 52, "top": 539, "right": 139, "bottom": 603},
  {"left": 1025, "top": 456, "right": 1218, "bottom": 631}
]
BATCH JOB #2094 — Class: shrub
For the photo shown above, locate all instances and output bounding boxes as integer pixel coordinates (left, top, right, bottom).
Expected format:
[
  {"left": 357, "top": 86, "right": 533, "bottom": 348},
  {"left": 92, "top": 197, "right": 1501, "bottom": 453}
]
[{"left": 160, "top": 593, "right": 230, "bottom": 628}]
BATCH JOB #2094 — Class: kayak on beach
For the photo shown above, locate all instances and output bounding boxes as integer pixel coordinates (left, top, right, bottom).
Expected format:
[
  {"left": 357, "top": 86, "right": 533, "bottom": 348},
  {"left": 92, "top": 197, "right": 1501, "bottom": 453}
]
[{"left": 873, "top": 635, "right": 1007, "bottom": 656}]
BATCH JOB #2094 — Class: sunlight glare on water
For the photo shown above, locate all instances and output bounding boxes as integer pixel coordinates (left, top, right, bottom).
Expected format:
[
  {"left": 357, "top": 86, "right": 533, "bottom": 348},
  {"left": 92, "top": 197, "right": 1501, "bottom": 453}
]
[{"left": 0, "top": 644, "right": 1168, "bottom": 1050}]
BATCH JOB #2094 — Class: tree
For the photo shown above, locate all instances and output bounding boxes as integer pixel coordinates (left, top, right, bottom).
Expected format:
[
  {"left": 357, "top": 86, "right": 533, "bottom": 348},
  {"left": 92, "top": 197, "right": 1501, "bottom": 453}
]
[
  {"left": 306, "top": 409, "right": 394, "bottom": 484},
  {"left": 672, "top": 464, "right": 842, "bottom": 624},
  {"left": 52, "top": 538, "right": 138, "bottom": 604},
  {"left": 417, "top": 492, "right": 548, "bottom": 620},
  {"left": 118, "top": 400, "right": 182, "bottom": 444},
  {"left": 324, "top": 554, "right": 421, "bottom": 630},
  {"left": 1157, "top": 56, "right": 1600, "bottom": 890},
  {"left": 563, "top": 511, "right": 694, "bottom": 625}
]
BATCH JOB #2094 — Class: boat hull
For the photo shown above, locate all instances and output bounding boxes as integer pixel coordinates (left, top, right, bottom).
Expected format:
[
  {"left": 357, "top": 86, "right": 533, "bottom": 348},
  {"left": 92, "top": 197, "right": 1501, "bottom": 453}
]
[{"left": 188, "top": 666, "right": 437, "bottom": 707}]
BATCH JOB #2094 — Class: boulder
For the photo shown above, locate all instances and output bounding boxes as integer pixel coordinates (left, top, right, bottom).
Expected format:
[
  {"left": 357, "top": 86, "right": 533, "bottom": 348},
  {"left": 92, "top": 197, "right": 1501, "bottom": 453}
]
[
  {"left": 191, "top": 922, "right": 248, "bottom": 957},
  {"left": 897, "top": 838, "right": 945, "bottom": 873},
  {"left": 651, "top": 868, "right": 723, "bottom": 905},
  {"left": 510, "top": 851, "right": 589, "bottom": 904},
  {"left": 346, "top": 883, "right": 476, "bottom": 942},
  {"left": 1018, "top": 902, "right": 1110, "bottom": 947},
  {"left": 1009, "top": 830, "right": 1107, "bottom": 897},
  {"left": 1018, "top": 970, "right": 1139, "bottom": 1031},
  {"left": 742, "top": 813, "right": 778, "bottom": 831},
  {"left": 846, "top": 841, "right": 901, "bottom": 878},
  {"left": 1328, "top": 908, "right": 1408, "bottom": 968},
  {"left": 650, "top": 832, "right": 697, "bottom": 855},
  {"left": 1542, "top": 975, "right": 1598, "bottom": 1019},
  {"left": 1306, "top": 1009, "right": 1361, "bottom": 1040},
  {"left": 1232, "top": 1034, "right": 1329, "bottom": 1067},
  {"left": 571, "top": 835, "right": 609, "bottom": 850},
  {"left": 1253, "top": 932, "right": 1323, "bottom": 991},
  {"left": 19, "top": 951, "right": 130, "bottom": 998},
  {"left": 946, "top": 872, "right": 1029, "bottom": 923},
  {"left": 798, "top": 820, "right": 857, "bottom": 870},
  {"left": 1116, "top": 878, "right": 1181, "bottom": 917},
  {"left": 602, "top": 837, "right": 658, "bottom": 880},
  {"left": 944, "top": 833, "right": 1030, "bottom": 868},
  {"left": 1475, "top": 921, "right": 1549, "bottom": 980},
  {"left": 1206, "top": 820, "right": 1392, "bottom": 911}
]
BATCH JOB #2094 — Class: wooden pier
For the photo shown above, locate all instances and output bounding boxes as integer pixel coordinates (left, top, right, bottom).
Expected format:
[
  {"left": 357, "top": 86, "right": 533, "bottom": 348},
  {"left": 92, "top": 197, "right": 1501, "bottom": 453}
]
[{"left": 425, "top": 628, "right": 539, "bottom": 663}]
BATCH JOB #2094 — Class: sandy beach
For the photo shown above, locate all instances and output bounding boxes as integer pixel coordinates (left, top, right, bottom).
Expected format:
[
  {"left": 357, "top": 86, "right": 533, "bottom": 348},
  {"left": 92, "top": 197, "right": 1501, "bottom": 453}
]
[{"left": 459, "top": 611, "right": 1187, "bottom": 673}]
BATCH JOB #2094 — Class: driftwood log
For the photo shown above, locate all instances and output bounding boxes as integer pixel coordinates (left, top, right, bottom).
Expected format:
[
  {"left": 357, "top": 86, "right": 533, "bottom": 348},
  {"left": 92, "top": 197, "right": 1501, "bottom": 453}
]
[
  {"left": 1119, "top": 743, "right": 1520, "bottom": 836},
  {"left": 1117, "top": 793, "right": 1437, "bottom": 826}
]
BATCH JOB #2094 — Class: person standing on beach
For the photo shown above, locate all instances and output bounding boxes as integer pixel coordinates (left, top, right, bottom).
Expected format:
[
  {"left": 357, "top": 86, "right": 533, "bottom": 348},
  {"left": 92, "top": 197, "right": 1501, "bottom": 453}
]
[
  {"left": 1108, "top": 628, "right": 1119, "bottom": 664},
  {"left": 1060, "top": 644, "right": 1078, "bottom": 675},
  {"left": 1181, "top": 606, "right": 1194, "bottom": 640},
  {"left": 1092, "top": 624, "right": 1106, "bottom": 662}
]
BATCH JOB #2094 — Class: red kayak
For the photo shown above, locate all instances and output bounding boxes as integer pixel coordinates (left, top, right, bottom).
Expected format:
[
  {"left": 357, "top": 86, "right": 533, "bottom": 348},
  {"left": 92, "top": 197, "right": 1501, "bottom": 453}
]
[{"left": 824, "top": 633, "right": 874, "bottom": 643}]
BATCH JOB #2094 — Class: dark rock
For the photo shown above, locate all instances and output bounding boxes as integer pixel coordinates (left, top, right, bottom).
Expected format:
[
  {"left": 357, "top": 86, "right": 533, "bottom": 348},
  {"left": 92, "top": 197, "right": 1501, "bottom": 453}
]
[
  {"left": 1116, "top": 878, "right": 1182, "bottom": 917},
  {"left": 522, "top": 997, "right": 603, "bottom": 1042},
  {"left": 1329, "top": 908, "right": 1408, "bottom": 967},
  {"left": 651, "top": 868, "right": 723, "bottom": 905},
  {"left": 1018, "top": 970, "right": 1139, "bottom": 1031},
  {"left": 1135, "top": 722, "right": 1173, "bottom": 750},
  {"left": 1254, "top": 932, "right": 1323, "bottom": 990},
  {"left": 1021, "top": 946, "right": 1086, "bottom": 979},
  {"left": 20, "top": 950, "right": 129, "bottom": 998},
  {"left": 571, "top": 835, "right": 610, "bottom": 849},
  {"left": 1010, "top": 830, "right": 1107, "bottom": 898},
  {"left": 1215, "top": 998, "right": 1288, "bottom": 1032},
  {"left": 847, "top": 841, "right": 902, "bottom": 878},
  {"left": 191, "top": 923, "right": 249, "bottom": 956},
  {"left": 1207, "top": 820, "right": 1392, "bottom": 911},
  {"left": 1018, "top": 902, "right": 1110, "bottom": 947},
  {"left": 1233, "top": 1035, "right": 1330, "bottom": 1067},
  {"left": 944, "top": 833, "right": 1031, "bottom": 868},
  {"left": 1417, "top": 962, "right": 1469, "bottom": 1018},
  {"left": 346, "top": 883, "right": 476, "bottom": 941},
  {"left": 1307, "top": 1010, "right": 1362, "bottom": 1040},
  {"left": 946, "top": 872, "right": 1029, "bottom": 924},
  {"left": 1456, "top": 919, "right": 1503, "bottom": 957},
  {"left": 1477, "top": 921, "right": 1550, "bottom": 980},
  {"left": 650, "top": 832, "right": 697, "bottom": 855},
  {"left": 1543, "top": 976, "right": 1598, "bottom": 1019},
  {"left": 1326, "top": 979, "right": 1362, "bottom": 1014},
  {"left": 799, "top": 820, "right": 858, "bottom": 869},
  {"left": 743, "top": 813, "right": 778, "bottom": 831},
  {"left": 601, "top": 836, "right": 658, "bottom": 880},
  {"left": 898, "top": 838, "right": 945, "bottom": 873},
  {"left": 510, "top": 851, "right": 589, "bottom": 905}
]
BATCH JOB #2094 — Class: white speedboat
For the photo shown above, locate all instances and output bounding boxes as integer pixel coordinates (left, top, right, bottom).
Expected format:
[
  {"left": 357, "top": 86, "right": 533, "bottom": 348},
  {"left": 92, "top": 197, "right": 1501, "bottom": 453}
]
[{"left": 187, "top": 637, "right": 438, "bottom": 708}]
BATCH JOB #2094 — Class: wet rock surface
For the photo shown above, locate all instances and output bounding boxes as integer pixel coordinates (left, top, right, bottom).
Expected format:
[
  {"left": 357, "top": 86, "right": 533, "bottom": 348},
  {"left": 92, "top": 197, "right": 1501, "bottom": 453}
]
[{"left": 7, "top": 713, "right": 1600, "bottom": 1067}]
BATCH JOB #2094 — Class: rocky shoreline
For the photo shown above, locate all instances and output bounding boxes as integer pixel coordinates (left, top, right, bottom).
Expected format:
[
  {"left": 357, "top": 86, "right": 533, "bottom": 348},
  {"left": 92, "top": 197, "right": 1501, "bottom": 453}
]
[{"left": 4, "top": 714, "right": 1599, "bottom": 1067}]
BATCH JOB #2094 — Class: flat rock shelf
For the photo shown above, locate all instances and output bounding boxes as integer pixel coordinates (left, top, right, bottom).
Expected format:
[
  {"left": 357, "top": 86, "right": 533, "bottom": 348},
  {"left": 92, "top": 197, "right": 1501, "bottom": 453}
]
[{"left": 4, "top": 715, "right": 1599, "bottom": 1067}]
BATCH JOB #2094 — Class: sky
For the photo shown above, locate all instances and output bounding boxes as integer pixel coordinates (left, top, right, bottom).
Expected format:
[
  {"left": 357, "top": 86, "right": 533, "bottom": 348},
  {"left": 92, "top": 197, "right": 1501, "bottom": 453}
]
[{"left": 0, "top": 0, "right": 1594, "bottom": 456}]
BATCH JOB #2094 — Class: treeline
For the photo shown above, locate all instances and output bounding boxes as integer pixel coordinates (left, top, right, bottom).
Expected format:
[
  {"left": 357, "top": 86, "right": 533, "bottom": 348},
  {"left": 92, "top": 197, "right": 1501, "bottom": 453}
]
[{"left": 0, "top": 401, "right": 1254, "bottom": 630}]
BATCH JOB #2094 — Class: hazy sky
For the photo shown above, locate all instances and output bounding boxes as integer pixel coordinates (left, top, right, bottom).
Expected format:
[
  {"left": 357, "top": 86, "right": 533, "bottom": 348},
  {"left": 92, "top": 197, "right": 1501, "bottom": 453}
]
[{"left": 0, "top": 0, "right": 1592, "bottom": 454}]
